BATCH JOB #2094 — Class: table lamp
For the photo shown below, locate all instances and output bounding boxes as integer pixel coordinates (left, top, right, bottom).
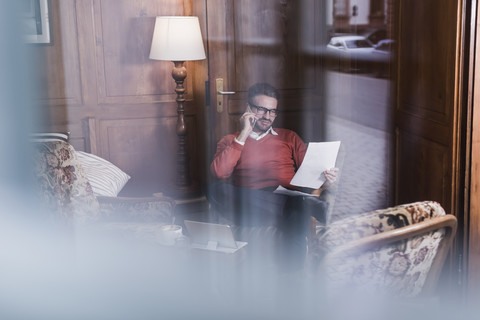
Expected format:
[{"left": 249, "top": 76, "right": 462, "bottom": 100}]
[{"left": 149, "top": 16, "right": 206, "bottom": 198}]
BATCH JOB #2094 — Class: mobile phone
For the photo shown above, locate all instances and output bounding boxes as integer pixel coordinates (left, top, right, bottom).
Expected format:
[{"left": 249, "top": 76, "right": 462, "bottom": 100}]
[{"left": 247, "top": 105, "right": 257, "bottom": 127}]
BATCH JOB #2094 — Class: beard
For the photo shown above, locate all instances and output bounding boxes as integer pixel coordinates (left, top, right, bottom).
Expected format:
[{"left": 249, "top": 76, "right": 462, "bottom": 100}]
[{"left": 254, "top": 118, "right": 273, "bottom": 133}]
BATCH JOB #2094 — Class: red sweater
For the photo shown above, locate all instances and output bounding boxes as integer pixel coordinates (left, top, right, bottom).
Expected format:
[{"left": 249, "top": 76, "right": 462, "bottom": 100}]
[{"left": 210, "top": 128, "right": 307, "bottom": 189}]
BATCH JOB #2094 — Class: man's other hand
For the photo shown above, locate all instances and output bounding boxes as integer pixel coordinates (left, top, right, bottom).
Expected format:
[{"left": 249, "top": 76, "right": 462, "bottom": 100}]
[
  {"left": 311, "top": 167, "right": 339, "bottom": 196},
  {"left": 322, "top": 167, "right": 339, "bottom": 189}
]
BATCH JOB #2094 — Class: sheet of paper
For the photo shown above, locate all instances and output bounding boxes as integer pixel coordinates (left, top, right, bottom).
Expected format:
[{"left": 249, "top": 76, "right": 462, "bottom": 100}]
[
  {"left": 273, "top": 185, "right": 317, "bottom": 197},
  {"left": 290, "top": 141, "right": 341, "bottom": 189}
]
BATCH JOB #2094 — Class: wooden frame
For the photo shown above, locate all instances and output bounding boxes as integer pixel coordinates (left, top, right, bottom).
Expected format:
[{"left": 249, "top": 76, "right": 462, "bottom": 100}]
[
  {"left": 467, "top": 0, "right": 480, "bottom": 298},
  {"left": 20, "top": 0, "right": 51, "bottom": 44}
]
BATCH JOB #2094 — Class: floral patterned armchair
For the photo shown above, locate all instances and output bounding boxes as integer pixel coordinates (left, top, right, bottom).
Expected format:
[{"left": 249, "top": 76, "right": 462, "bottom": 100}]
[
  {"left": 32, "top": 140, "right": 175, "bottom": 227},
  {"left": 308, "top": 201, "right": 457, "bottom": 298}
]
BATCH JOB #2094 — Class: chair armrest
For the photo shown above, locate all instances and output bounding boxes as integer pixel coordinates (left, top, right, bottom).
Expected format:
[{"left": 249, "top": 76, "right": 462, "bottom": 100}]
[
  {"left": 318, "top": 201, "right": 447, "bottom": 247},
  {"left": 96, "top": 195, "right": 176, "bottom": 223},
  {"left": 326, "top": 215, "right": 457, "bottom": 257}
]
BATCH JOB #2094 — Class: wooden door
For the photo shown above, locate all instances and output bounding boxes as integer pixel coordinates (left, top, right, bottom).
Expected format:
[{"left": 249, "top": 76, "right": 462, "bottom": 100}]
[
  {"left": 205, "top": 0, "right": 328, "bottom": 161},
  {"left": 394, "top": 0, "right": 465, "bottom": 215},
  {"left": 394, "top": 0, "right": 467, "bottom": 292}
]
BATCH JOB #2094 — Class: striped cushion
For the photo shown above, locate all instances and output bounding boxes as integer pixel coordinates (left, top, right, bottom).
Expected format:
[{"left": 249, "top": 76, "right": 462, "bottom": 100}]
[
  {"left": 30, "top": 132, "right": 70, "bottom": 142},
  {"left": 76, "top": 151, "right": 131, "bottom": 197}
]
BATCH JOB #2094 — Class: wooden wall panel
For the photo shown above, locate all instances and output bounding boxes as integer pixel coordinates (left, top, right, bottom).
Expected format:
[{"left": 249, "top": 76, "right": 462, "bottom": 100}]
[
  {"left": 396, "top": 130, "right": 450, "bottom": 207},
  {"left": 32, "top": 0, "right": 208, "bottom": 197},
  {"left": 95, "top": 116, "right": 198, "bottom": 196},
  {"left": 33, "top": 0, "right": 82, "bottom": 106},
  {"left": 397, "top": 0, "right": 455, "bottom": 124},
  {"left": 92, "top": 0, "right": 193, "bottom": 105}
]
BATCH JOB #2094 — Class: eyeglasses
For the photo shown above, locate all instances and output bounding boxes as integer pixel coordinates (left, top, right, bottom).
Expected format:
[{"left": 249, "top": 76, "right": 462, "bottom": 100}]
[{"left": 249, "top": 103, "right": 279, "bottom": 116}]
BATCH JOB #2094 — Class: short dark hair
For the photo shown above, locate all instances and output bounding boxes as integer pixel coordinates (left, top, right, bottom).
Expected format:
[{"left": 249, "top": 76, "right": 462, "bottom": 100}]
[{"left": 247, "top": 82, "right": 279, "bottom": 105}]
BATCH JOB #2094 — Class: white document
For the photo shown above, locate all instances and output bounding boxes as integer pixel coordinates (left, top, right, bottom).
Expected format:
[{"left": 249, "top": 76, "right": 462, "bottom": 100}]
[{"left": 289, "top": 141, "right": 341, "bottom": 189}]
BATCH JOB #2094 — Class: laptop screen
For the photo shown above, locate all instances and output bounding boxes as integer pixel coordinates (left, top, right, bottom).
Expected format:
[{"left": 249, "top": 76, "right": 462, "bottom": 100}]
[{"left": 184, "top": 220, "right": 238, "bottom": 249}]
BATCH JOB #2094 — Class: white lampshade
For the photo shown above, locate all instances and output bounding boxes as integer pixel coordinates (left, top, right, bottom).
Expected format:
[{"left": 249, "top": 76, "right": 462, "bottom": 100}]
[{"left": 149, "top": 16, "right": 206, "bottom": 61}]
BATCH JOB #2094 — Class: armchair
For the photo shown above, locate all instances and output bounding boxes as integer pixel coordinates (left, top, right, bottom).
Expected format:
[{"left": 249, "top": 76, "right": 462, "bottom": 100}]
[
  {"left": 32, "top": 139, "right": 175, "bottom": 229},
  {"left": 308, "top": 201, "right": 457, "bottom": 298}
]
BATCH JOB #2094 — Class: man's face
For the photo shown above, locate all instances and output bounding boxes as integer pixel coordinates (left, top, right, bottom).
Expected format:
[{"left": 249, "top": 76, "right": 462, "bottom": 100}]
[{"left": 250, "top": 94, "right": 278, "bottom": 133}]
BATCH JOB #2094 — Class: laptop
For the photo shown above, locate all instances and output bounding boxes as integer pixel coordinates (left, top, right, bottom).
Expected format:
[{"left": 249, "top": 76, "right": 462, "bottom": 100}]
[{"left": 184, "top": 220, "right": 247, "bottom": 253}]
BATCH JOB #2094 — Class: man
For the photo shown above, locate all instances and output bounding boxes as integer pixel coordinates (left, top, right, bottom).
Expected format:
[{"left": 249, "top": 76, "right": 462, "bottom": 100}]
[{"left": 208, "top": 82, "right": 338, "bottom": 270}]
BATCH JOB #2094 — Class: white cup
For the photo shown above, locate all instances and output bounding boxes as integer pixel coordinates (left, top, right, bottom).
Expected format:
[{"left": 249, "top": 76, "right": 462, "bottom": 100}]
[{"left": 159, "top": 224, "right": 183, "bottom": 246}]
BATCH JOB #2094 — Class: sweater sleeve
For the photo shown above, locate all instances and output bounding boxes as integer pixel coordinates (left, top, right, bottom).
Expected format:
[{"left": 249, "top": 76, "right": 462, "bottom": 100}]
[
  {"left": 292, "top": 132, "right": 308, "bottom": 170},
  {"left": 210, "top": 135, "right": 244, "bottom": 179}
]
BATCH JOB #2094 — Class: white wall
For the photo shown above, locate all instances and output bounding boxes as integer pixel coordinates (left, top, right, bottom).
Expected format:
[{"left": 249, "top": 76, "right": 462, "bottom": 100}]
[
  {"left": 349, "top": 0, "right": 370, "bottom": 26},
  {"left": 326, "top": 0, "right": 371, "bottom": 26},
  {"left": 326, "top": 0, "right": 333, "bottom": 26}
]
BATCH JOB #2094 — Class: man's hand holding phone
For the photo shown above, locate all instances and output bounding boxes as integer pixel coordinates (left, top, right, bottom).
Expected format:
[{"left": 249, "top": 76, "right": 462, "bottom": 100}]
[{"left": 236, "top": 105, "right": 258, "bottom": 143}]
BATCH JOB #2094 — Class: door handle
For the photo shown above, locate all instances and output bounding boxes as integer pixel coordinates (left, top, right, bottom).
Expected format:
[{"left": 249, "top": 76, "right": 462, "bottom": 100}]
[
  {"left": 217, "top": 90, "right": 236, "bottom": 95},
  {"left": 216, "top": 78, "right": 235, "bottom": 113}
]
